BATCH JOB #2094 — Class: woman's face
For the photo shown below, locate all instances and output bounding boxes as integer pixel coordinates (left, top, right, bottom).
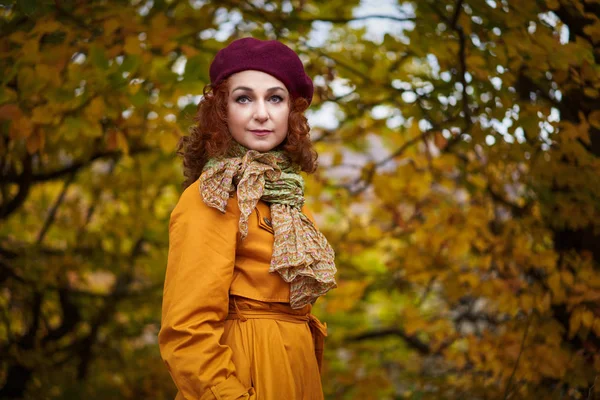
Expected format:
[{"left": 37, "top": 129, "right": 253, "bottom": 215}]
[{"left": 227, "top": 70, "right": 290, "bottom": 152}]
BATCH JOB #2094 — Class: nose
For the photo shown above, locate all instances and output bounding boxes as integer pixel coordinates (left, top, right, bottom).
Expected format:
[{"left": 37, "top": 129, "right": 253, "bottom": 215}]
[{"left": 253, "top": 100, "right": 269, "bottom": 122}]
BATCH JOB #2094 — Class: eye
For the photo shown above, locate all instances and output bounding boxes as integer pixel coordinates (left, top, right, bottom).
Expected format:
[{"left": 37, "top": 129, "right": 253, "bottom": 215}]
[
  {"left": 269, "top": 95, "right": 284, "bottom": 103},
  {"left": 235, "top": 95, "right": 251, "bottom": 104}
]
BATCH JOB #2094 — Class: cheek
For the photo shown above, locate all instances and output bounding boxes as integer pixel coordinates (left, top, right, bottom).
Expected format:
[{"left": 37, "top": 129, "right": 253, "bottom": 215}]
[
  {"left": 227, "top": 105, "right": 246, "bottom": 130},
  {"left": 276, "top": 107, "right": 290, "bottom": 129}
]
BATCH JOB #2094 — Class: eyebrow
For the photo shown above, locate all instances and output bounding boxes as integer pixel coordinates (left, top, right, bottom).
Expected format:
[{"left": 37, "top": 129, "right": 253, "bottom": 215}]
[{"left": 231, "top": 86, "right": 287, "bottom": 94}]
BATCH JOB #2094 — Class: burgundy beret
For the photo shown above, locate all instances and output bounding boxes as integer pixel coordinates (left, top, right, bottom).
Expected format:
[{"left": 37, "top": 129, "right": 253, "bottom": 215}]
[{"left": 209, "top": 37, "right": 314, "bottom": 105}]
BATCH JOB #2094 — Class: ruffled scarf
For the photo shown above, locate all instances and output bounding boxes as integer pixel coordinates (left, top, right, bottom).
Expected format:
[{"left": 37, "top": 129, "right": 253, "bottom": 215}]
[{"left": 199, "top": 144, "right": 337, "bottom": 309}]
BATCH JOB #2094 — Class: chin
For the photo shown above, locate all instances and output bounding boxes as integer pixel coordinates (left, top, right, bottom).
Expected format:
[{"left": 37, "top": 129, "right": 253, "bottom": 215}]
[
  {"left": 250, "top": 144, "right": 276, "bottom": 152},
  {"left": 245, "top": 140, "right": 283, "bottom": 153}
]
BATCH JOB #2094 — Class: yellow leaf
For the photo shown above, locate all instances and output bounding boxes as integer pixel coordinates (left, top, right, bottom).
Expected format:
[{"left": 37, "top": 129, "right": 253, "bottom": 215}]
[
  {"left": 538, "top": 350, "right": 566, "bottom": 378},
  {"left": 84, "top": 97, "right": 106, "bottom": 121},
  {"left": 35, "top": 64, "right": 62, "bottom": 87},
  {"left": 548, "top": 273, "right": 562, "bottom": 296},
  {"left": 593, "top": 318, "right": 600, "bottom": 336},
  {"left": 589, "top": 110, "right": 600, "bottom": 129},
  {"left": 124, "top": 36, "right": 142, "bottom": 55},
  {"left": 520, "top": 294, "right": 534, "bottom": 312},
  {"left": 583, "top": 21, "right": 600, "bottom": 44},
  {"left": 128, "top": 81, "right": 141, "bottom": 95},
  {"left": 458, "top": 14, "right": 472, "bottom": 35},
  {"left": 33, "top": 18, "right": 61, "bottom": 34},
  {"left": 151, "top": 14, "right": 168, "bottom": 31},
  {"left": 560, "top": 270, "right": 574, "bottom": 287},
  {"left": 116, "top": 130, "right": 129, "bottom": 154},
  {"left": 459, "top": 273, "right": 479, "bottom": 288},
  {"left": 584, "top": 87, "right": 599, "bottom": 98},
  {"left": 31, "top": 107, "right": 55, "bottom": 124},
  {"left": 454, "top": 353, "right": 466, "bottom": 369},
  {"left": 467, "top": 55, "right": 486, "bottom": 67},
  {"left": 158, "top": 130, "right": 179, "bottom": 153},
  {"left": 87, "top": 121, "right": 103, "bottom": 138},
  {"left": 468, "top": 175, "right": 487, "bottom": 189},
  {"left": 17, "top": 66, "right": 39, "bottom": 94},
  {"left": 9, "top": 116, "right": 34, "bottom": 139},
  {"left": 9, "top": 31, "right": 26, "bottom": 44},
  {"left": 332, "top": 151, "right": 343, "bottom": 166},
  {"left": 536, "top": 292, "right": 551, "bottom": 312},
  {"left": 569, "top": 308, "right": 582, "bottom": 338},
  {"left": 103, "top": 18, "right": 120, "bottom": 36},
  {"left": 325, "top": 280, "right": 369, "bottom": 313},
  {"left": 148, "top": 31, "right": 167, "bottom": 49},
  {"left": 407, "top": 120, "right": 421, "bottom": 139},
  {"left": 162, "top": 40, "right": 178, "bottom": 53},
  {"left": 21, "top": 39, "right": 39, "bottom": 61},
  {"left": 404, "top": 317, "right": 425, "bottom": 336},
  {"left": 581, "top": 309, "right": 594, "bottom": 328}
]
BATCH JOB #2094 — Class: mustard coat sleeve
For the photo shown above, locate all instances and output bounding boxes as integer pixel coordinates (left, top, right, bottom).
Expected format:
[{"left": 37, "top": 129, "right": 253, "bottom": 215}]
[{"left": 158, "top": 185, "right": 251, "bottom": 400}]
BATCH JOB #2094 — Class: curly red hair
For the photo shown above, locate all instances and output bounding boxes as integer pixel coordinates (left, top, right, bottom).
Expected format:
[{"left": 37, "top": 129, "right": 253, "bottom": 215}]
[{"left": 176, "top": 78, "right": 318, "bottom": 189}]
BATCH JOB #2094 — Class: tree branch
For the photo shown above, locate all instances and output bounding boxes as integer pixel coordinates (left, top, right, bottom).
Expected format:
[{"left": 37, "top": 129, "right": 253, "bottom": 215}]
[
  {"left": 2, "top": 146, "right": 153, "bottom": 184},
  {"left": 429, "top": 0, "right": 472, "bottom": 151},
  {"left": 348, "top": 328, "right": 431, "bottom": 356},
  {"left": 37, "top": 171, "right": 76, "bottom": 244},
  {"left": 503, "top": 314, "right": 533, "bottom": 399},
  {"left": 347, "top": 128, "right": 434, "bottom": 195},
  {"left": 305, "top": 44, "right": 375, "bottom": 84},
  {"left": 42, "top": 288, "right": 81, "bottom": 344},
  {"left": 1, "top": 253, "right": 161, "bottom": 300},
  {"left": 296, "top": 15, "right": 415, "bottom": 24}
]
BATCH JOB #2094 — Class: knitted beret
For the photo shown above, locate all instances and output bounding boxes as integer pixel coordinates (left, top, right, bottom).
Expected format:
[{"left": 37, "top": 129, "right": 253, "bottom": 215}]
[{"left": 209, "top": 37, "right": 314, "bottom": 105}]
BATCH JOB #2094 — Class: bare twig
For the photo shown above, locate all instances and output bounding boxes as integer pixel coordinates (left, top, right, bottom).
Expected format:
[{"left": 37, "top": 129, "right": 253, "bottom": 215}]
[
  {"left": 503, "top": 313, "right": 533, "bottom": 399},
  {"left": 37, "top": 171, "right": 76, "bottom": 244},
  {"left": 429, "top": 0, "right": 472, "bottom": 151},
  {"left": 297, "top": 15, "right": 415, "bottom": 24}
]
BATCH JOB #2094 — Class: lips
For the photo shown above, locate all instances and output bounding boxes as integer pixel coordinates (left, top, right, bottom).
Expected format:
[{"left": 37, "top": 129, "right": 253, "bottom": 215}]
[{"left": 249, "top": 130, "right": 272, "bottom": 136}]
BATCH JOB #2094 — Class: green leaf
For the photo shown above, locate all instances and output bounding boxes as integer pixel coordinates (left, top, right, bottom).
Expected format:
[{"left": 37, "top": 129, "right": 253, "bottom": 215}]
[
  {"left": 129, "top": 89, "right": 147, "bottom": 107},
  {"left": 120, "top": 54, "right": 141, "bottom": 74},
  {"left": 16, "top": 0, "right": 36, "bottom": 15},
  {"left": 183, "top": 55, "right": 205, "bottom": 81},
  {"left": 89, "top": 45, "right": 109, "bottom": 69}
]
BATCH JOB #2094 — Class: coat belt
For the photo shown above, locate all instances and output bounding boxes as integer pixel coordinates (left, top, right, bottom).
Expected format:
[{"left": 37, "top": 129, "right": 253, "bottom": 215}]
[{"left": 226, "top": 297, "right": 328, "bottom": 374}]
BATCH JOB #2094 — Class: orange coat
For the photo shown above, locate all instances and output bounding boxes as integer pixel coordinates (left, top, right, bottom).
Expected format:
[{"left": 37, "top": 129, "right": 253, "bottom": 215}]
[{"left": 158, "top": 179, "right": 324, "bottom": 400}]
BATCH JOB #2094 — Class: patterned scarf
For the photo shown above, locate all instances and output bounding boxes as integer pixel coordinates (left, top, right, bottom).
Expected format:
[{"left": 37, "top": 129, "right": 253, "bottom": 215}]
[{"left": 199, "top": 144, "right": 337, "bottom": 309}]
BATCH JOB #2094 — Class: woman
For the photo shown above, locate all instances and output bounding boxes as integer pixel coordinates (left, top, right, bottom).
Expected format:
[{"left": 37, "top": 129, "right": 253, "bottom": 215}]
[{"left": 158, "top": 37, "right": 337, "bottom": 400}]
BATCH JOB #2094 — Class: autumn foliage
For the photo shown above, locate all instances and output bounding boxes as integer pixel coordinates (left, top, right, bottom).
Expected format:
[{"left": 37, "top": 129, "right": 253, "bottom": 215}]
[{"left": 1, "top": 0, "right": 599, "bottom": 399}]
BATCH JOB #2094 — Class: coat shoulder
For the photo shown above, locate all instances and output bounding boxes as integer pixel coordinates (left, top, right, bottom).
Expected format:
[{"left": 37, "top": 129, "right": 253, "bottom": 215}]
[{"left": 172, "top": 179, "right": 240, "bottom": 221}]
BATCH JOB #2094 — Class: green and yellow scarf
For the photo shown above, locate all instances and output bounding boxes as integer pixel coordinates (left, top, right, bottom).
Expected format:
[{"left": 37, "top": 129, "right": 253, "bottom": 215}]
[{"left": 199, "top": 144, "right": 337, "bottom": 309}]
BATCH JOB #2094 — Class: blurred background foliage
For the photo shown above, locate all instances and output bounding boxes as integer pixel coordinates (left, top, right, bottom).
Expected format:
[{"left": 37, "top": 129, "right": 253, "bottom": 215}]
[{"left": 1, "top": 0, "right": 599, "bottom": 399}]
